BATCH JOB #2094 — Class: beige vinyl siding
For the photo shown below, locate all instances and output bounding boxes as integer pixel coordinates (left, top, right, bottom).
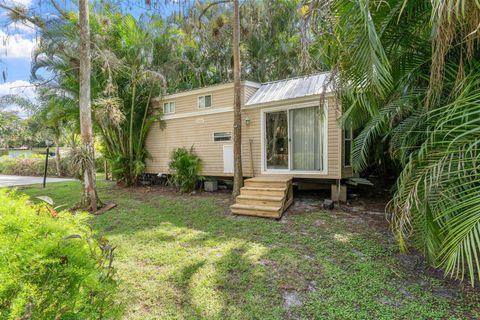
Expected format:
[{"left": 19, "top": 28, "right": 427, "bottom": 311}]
[
  {"left": 243, "top": 84, "right": 260, "bottom": 103},
  {"left": 342, "top": 166, "right": 353, "bottom": 178},
  {"left": 159, "top": 87, "right": 234, "bottom": 114},
  {"left": 241, "top": 108, "right": 261, "bottom": 177},
  {"left": 153, "top": 81, "right": 259, "bottom": 115},
  {"left": 146, "top": 85, "right": 238, "bottom": 176},
  {"left": 146, "top": 111, "right": 234, "bottom": 176},
  {"left": 326, "top": 97, "right": 342, "bottom": 179},
  {"left": 146, "top": 83, "right": 346, "bottom": 180}
]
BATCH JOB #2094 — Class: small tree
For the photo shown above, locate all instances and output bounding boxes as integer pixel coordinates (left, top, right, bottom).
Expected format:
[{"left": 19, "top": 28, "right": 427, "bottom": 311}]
[{"left": 168, "top": 146, "right": 203, "bottom": 193}]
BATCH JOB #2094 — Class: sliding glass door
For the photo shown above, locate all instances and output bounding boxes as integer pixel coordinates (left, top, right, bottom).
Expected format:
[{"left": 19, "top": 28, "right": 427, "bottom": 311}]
[
  {"left": 264, "top": 106, "right": 324, "bottom": 172},
  {"left": 290, "top": 106, "right": 323, "bottom": 171},
  {"left": 265, "top": 111, "right": 289, "bottom": 169}
]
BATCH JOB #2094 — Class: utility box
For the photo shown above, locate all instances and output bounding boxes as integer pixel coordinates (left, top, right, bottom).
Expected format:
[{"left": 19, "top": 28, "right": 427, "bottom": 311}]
[
  {"left": 204, "top": 180, "right": 218, "bottom": 192},
  {"left": 323, "top": 199, "right": 334, "bottom": 210}
]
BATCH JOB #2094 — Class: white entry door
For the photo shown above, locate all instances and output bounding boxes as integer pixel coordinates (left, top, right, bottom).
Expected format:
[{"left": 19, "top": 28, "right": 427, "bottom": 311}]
[{"left": 223, "top": 145, "right": 234, "bottom": 173}]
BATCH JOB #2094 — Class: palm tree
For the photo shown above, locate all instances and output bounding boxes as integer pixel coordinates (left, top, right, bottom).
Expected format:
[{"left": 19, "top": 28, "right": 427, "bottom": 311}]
[
  {"left": 231, "top": 0, "right": 243, "bottom": 197},
  {"left": 32, "top": 6, "right": 167, "bottom": 186},
  {"left": 320, "top": 0, "right": 480, "bottom": 284},
  {"left": 79, "top": 0, "right": 98, "bottom": 211}
]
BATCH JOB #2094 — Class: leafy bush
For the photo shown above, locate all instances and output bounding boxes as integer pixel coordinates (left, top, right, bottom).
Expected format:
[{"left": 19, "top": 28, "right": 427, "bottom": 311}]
[
  {"left": 168, "top": 146, "right": 203, "bottom": 193},
  {"left": 0, "top": 190, "right": 118, "bottom": 319},
  {"left": 0, "top": 154, "right": 105, "bottom": 177},
  {"left": 0, "top": 155, "right": 56, "bottom": 176}
]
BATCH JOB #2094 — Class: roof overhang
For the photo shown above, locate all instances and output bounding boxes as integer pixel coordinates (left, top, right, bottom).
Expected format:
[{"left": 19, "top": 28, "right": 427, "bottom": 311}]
[
  {"left": 244, "top": 92, "right": 335, "bottom": 109},
  {"left": 153, "top": 80, "right": 261, "bottom": 101},
  {"left": 245, "top": 72, "right": 335, "bottom": 106}
]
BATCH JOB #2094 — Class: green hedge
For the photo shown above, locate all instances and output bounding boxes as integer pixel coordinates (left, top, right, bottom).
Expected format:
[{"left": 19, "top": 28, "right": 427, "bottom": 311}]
[
  {"left": 0, "top": 190, "right": 118, "bottom": 319},
  {"left": 0, "top": 155, "right": 105, "bottom": 177}
]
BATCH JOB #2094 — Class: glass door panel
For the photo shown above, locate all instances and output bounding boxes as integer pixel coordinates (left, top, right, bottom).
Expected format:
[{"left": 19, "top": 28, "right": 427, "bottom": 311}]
[
  {"left": 290, "top": 106, "right": 323, "bottom": 171},
  {"left": 265, "top": 111, "right": 289, "bottom": 169}
]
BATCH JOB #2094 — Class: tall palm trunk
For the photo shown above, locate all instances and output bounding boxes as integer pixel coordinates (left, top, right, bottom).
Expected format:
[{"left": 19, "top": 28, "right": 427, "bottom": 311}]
[
  {"left": 79, "top": 0, "right": 98, "bottom": 211},
  {"left": 128, "top": 79, "right": 137, "bottom": 185},
  {"left": 232, "top": 0, "right": 243, "bottom": 197}
]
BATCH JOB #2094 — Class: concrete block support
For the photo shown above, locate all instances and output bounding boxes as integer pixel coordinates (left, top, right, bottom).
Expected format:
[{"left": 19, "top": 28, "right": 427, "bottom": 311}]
[{"left": 331, "top": 183, "right": 347, "bottom": 203}]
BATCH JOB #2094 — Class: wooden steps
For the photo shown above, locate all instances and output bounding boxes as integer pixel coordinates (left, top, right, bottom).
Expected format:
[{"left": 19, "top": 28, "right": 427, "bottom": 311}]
[
  {"left": 231, "top": 176, "right": 293, "bottom": 219},
  {"left": 236, "top": 195, "right": 284, "bottom": 206},
  {"left": 230, "top": 204, "right": 281, "bottom": 218},
  {"left": 239, "top": 187, "right": 285, "bottom": 197}
]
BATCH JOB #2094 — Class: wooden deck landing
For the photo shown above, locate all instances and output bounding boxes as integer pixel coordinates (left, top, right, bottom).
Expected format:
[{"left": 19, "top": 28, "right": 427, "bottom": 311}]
[{"left": 230, "top": 176, "right": 293, "bottom": 219}]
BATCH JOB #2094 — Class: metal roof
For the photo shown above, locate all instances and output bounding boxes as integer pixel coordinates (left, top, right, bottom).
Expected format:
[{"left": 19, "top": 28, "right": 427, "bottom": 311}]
[{"left": 245, "top": 73, "right": 333, "bottom": 106}]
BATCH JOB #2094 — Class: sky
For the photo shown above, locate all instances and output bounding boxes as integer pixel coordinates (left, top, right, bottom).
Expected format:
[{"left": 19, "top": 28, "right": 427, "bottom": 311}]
[
  {"left": 0, "top": 0, "right": 38, "bottom": 113},
  {"left": 0, "top": 0, "right": 182, "bottom": 116}
]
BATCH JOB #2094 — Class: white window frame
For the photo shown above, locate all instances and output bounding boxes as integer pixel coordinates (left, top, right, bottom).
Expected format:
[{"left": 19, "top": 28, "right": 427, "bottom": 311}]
[
  {"left": 260, "top": 100, "right": 329, "bottom": 176},
  {"left": 343, "top": 127, "right": 353, "bottom": 167},
  {"left": 213, "top": 131, "right": 232, "bottom": 142},
  {"left": 198, "top": 94, "right": 213, "bottom": 109},
  {"left": 163, "top": 101, "right": 175, "bottom": 114}
]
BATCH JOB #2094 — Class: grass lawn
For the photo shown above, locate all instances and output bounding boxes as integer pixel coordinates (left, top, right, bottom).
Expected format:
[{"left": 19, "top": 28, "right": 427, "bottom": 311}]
[{"left": 16, "top": 179, "right": 480, "bottom": 319}]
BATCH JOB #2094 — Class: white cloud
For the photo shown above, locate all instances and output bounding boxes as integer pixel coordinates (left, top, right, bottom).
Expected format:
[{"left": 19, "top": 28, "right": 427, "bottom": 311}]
[
  {"left": 0, "top": 30, "right": 36, "bottom": 58},
  {"left": 0, "top": 79, "right": 36, "bottom": 100},
  {"left": 0, "top": 80, "right": 37, "bottom": 117}
]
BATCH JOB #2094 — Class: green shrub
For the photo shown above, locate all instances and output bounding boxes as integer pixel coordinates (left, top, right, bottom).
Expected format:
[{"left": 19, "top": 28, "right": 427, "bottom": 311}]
[
  {"left": 0, "top": 154, "right": 105, "bottom": 177},
  {"left": 0, "top": 155, "right": 47, "bottom": 176},
  {"left": 0, "top": 190, "right": 118, "bottom": 319},
  {"left": 168, "top": 146, "right": 203, "bottom": 193}
]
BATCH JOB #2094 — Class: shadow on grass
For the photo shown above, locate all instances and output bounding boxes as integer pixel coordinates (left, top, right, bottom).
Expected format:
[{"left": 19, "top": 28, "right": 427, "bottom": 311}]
[
  {"left": 18, "top": 181, "right": 480, "bottom": 319},
  {"left": 169, "top": 244, "right": 282, "bottom": 319}
]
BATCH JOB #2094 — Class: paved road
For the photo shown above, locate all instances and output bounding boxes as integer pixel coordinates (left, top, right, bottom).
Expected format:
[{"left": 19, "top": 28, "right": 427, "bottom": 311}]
[{"left": 0, "top": 174, "right": 75, "bottom": 187}]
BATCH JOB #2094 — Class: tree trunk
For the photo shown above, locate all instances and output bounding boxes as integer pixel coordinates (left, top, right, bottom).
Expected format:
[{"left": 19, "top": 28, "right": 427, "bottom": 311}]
[
  {"left": 128, "top": 80, "right": 137, "bottom": 185},
  {"left": 232, "top": 0, "right": 243, "bottom": 198},
  {"left": 79, "top": 0, "right": 98, "bottom": 212},
  {"left": 54, "top": 137, "right": 61, "bottom": 176}
]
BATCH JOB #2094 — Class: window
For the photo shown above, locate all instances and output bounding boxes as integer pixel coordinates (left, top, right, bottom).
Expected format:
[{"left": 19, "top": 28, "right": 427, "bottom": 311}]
[
  {"left": 213, "top": 132, "right": 231, "bottom": 142},
  {"left": 163, "top": 101, "right": 175, "bottom": 114},
  {"left": 344, "top": 128, "right": 352, "bottom": 166},
  {"left": 198, "top": 95, "right": 212, "bottom": 109}
]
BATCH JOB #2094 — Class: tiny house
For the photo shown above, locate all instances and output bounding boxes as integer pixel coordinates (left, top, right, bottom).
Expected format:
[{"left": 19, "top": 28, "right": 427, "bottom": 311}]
[{"left": 145, "top": 73, "right": 353, "bottom": 217}]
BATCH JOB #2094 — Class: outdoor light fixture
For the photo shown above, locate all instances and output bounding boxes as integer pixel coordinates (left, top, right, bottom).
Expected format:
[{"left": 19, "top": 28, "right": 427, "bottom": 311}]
[
  {"left": 43, "top": 139, "right": 52, "bottom": 188},
  {"left": 245, "top": 116, "right": 251, "bottom": 125}
]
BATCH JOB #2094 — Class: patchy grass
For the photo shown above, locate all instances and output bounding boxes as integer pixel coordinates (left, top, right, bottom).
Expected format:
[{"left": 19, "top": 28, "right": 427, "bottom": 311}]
[{"left": 16, "top": 180, "right": 480, "bottom": 319}]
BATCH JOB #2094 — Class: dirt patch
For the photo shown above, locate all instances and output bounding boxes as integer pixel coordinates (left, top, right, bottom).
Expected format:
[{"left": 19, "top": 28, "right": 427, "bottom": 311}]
[
  {"left": 283, "top": 190, "right": 390, "bottom": 232},
  {"left": 339, "top": 197, "right": 391, "bottom": 230},
  {"left": 288, "top": 199, "right": 322, "bottom": 215},
  {"left": 286, "top": 191, "right": 324, "bottom": 216},
  {"left": 113, "top": 183, "right": 233, "bottom": 202},
  {"left": 282, "top": 290, "right": 302, "bottom": 309}
]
